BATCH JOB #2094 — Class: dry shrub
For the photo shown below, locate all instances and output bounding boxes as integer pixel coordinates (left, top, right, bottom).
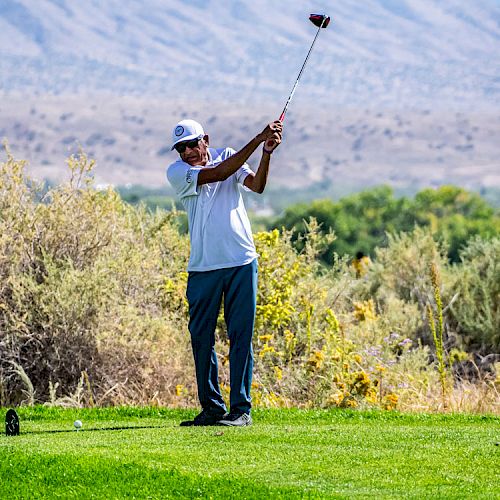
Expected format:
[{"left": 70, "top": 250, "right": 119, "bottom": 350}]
[
  {"left": 448, "top": 236, "right": 499, "bottom": 352},
  {"left": 0, "top": 147, "right": 192, "bottom": 406}
]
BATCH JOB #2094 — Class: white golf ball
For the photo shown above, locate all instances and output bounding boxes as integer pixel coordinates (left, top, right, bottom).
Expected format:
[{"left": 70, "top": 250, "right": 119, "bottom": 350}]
[{"left": 74, "top": 419, "right": 83, "bottom": 430}]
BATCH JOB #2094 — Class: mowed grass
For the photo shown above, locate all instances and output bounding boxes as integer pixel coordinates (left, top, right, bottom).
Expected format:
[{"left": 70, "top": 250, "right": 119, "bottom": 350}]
[{"left": 0, "top": 407, "right": 499, "bottom": 499}]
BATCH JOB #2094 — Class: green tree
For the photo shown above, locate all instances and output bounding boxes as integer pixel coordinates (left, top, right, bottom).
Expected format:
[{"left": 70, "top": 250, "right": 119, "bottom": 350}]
[
  {"left": 273, "top": 186, "right": 499, "bottom": 264},
  {"left": 413, "top": 186, "right": 499, "bottom": 262},
  {"left": 274, "top": 186, "right": 414, "bottom": 262}
]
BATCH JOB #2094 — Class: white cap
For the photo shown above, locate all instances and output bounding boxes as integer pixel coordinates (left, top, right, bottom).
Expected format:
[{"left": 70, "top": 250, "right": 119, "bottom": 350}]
[{"left": 171, "top": 119, "right": 205, "bottom": 150}]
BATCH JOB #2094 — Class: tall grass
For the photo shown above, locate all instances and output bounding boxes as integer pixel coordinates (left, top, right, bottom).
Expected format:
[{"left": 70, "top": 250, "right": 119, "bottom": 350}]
[{"left": 427, "top": 262, "right": 448, "bottom": 408}]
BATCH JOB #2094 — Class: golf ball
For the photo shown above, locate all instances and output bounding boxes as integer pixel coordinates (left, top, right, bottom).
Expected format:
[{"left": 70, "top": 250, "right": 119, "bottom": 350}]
[{"left": 74, "top": 419, "right": 83, "bottom": 430}]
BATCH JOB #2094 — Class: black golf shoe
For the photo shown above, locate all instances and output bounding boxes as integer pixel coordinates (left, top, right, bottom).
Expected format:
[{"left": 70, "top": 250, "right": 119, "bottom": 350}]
[
  {"left": 217, "top": 412, "right": 252, "bottom": 427},
  {"left": 180, "top": 409, "right": 228, "bottom": 427}
]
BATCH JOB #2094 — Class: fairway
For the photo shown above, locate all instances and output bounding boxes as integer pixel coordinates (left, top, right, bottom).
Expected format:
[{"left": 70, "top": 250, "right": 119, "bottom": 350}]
[{"left": 1, "top": 408, "right": 499, "bottom": 498}]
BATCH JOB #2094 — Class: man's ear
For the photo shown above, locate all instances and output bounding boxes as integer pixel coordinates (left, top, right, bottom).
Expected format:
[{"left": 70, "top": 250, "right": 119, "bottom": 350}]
[{"left": 203, "top": 134, "right": 209, "bottom": 146}]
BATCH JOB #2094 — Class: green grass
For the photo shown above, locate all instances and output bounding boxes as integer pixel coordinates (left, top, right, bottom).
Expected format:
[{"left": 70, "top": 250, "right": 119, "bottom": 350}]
[{"left": 1, "top": 407, "right": 499, "bottom": 499}]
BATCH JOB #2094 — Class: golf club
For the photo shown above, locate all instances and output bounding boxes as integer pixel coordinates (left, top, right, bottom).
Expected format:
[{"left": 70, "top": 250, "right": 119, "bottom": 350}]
[
  {"left": 278, "top": 13, "right": 331, "bottom": 123},
  {"left": 265, "top": 14, "right": 330, "bottom": 151}
]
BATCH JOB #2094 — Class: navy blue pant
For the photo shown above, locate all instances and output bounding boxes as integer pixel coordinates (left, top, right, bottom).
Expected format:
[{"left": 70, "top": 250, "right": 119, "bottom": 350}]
[{"left": 186, "top": 260, "right": 257, "bottom": 415}]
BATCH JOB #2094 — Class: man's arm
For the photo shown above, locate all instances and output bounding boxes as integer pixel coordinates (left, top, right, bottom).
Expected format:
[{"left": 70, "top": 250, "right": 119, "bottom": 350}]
[
  {"left": 244, "top": 151, "right": 271, "bottom": 194},
  {"left": 197, "top": 121, "right": 282, "bottom": 186},
  {"left": 244, "top": 131, "right": 282, "bottom": 194}
]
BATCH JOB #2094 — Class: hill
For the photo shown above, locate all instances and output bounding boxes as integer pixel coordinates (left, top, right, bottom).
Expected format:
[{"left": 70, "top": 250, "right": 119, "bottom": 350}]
[
  {"left": 1, "top": 0, "right": 499, "bottom": 109},
  {"left": 0, "top": 0, "right": 498, "bottom": 191}
]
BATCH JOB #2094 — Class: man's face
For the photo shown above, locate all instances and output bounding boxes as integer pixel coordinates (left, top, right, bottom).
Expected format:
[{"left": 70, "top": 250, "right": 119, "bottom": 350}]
[{"left": 177, "top": 135, "right": 209, "bottom": 166}]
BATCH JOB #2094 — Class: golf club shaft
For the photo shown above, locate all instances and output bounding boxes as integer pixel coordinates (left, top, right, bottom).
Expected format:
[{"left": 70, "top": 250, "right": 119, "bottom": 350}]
[{"left": 279, "top": 17, "right": 327, "bottom": 122}]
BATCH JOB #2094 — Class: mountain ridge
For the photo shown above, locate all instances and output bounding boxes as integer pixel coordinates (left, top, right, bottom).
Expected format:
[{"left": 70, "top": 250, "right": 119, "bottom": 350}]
[
  {"left": 0, "top": 1, "right": 498, "bottom": 192},
  {"left": 1, "top": 0, "right": 499, "bottom": 110}
]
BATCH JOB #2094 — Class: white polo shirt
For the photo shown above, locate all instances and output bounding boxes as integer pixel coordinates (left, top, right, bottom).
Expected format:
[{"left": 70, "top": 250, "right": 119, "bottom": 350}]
[{"left": 166, "top": 147, "right": 258, "bottom": 272}]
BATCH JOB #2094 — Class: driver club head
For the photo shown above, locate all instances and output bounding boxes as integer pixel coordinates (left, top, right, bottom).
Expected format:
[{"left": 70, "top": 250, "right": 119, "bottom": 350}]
[
  {"left": 309, "top": 14, "right": 331, "bottom": 28},
  {"left": 5, "top": 409, "right": 20, "bottom": 436}
]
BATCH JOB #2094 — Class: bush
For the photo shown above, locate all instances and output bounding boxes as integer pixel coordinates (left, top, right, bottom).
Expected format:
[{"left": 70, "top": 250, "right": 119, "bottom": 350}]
[
  {"left": 0, "top": 147, "right": 498, "bottom": 413},
  {"left": 448, "top": 237, "right": 500, "bottom": 352},
  {"left": 0, "top": 148, "right": 191, "bottom": 406}
]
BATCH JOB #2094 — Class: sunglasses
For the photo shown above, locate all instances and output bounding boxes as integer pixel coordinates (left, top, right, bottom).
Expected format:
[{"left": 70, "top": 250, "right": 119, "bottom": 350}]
[{"left": 174, "top": 137, "right": 202, "bottom": 154}]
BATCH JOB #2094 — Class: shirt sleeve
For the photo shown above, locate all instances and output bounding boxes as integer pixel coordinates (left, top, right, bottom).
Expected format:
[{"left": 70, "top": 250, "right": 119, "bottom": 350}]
[
  {"left": 166, "top": 161, "right": 201, "bottom": 199},
  {"left": 222, "top": 147, "right": 254, "bottom": 187},
  {"left": 236, "top": 163, "right": 254, "bottom": 188}
]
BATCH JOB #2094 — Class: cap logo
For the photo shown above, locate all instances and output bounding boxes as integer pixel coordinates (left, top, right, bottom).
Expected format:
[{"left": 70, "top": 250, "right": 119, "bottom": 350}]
[{"left": 175, "top": 125, "right": 184, "bottom": 137}]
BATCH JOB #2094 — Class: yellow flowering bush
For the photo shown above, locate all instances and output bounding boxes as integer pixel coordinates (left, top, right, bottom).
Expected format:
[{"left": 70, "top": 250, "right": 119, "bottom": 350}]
[{"left": 353, "top": 299, "right": 378, "bottom": 321}]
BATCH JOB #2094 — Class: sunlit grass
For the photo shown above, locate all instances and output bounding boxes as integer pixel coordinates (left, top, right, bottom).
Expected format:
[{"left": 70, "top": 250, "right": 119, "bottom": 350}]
[{"left": 1, "top": 407, "right": 498, "bottom": 498}]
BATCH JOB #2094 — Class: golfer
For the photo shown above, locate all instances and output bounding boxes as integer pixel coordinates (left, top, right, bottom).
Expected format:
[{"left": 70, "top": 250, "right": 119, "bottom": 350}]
[{"left": 167, "top": 118, "right": 282, "bottom": 426}]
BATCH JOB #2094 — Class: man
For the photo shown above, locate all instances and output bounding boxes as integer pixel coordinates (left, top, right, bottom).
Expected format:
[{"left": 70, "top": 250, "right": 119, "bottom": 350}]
[{"left": 166, "top": 118, "right": 282, "bottom": 426}]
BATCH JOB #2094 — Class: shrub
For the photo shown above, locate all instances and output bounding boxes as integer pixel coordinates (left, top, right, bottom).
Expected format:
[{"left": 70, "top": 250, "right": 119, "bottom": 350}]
[
  {"left": 0, "top": 147, "right": 498, "bottom": 413},
  {"left": 0, "top": 147, "right": 191, "bottom": 406},
  {"left": 448, "top": 237, "right": 500, "bottom": 352}
]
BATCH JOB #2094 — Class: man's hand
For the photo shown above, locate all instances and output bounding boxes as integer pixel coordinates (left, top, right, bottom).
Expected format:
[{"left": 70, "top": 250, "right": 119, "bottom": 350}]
[
  {"left": 256, "top": 120, "right": 283, "bottom": 144},
  {"left": 264, "top": 120, "right": 283, "bottom": 154},
  {"left": 263, "top": 130, "right": 282, "bottom": 154}
]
